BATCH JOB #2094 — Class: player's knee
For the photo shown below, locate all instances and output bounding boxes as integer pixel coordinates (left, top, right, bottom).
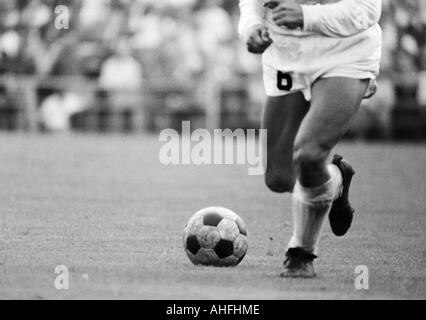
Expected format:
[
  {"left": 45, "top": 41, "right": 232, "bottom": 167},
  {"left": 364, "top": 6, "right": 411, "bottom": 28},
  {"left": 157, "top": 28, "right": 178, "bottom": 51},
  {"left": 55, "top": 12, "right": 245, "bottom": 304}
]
[
  {"left": 293, "top": 141, "right": 328, "bottom": 172},
  {"left": 265, "top": 170, "right": 294, "bottom": 193}
]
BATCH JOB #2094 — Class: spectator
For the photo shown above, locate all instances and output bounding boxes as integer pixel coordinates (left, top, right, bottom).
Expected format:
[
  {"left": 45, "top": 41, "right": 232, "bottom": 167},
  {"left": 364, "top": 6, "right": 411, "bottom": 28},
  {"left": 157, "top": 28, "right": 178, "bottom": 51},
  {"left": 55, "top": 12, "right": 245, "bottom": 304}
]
[
  {"left": 99, "top": 39, "right": 143, "bottom": 93},
  {"left": 99, "top": 38, "right": 143, "bottom": 111},
  {"left": 39, "top": 90, "right": 86, "bottom": 132}
]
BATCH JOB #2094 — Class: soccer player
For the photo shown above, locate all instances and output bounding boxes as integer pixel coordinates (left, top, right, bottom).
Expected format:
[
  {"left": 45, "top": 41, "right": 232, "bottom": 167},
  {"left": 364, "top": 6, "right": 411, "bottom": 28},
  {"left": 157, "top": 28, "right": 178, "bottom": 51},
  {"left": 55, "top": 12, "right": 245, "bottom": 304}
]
[{"left": 239, "top": 0, "right": 382, "bottom": 278}]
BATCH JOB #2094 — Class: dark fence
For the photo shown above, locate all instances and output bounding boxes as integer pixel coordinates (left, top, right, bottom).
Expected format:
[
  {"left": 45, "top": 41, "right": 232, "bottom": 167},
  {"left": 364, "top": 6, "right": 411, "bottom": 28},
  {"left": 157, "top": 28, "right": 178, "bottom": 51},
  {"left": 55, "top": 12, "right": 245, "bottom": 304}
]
[
  {"left": 0, "top": 74, "right": 425, "bottom": 140},
  {"left": 0, "top": 74, "right": 262, "bottom": 134}
]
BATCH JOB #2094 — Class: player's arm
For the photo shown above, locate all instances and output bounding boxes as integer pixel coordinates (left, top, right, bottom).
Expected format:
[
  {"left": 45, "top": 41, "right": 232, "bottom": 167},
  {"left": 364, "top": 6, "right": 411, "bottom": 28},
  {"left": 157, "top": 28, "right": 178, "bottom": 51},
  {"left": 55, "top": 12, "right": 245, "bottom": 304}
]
[
  {"left": 239, "top": 0, "right": 273, "bottom": 54},
  {"left": 264, "top": 0, "right": 381, "bottom": 38},
  {"left": 301, "top": 0, "right": 382, "bottom": 37}
]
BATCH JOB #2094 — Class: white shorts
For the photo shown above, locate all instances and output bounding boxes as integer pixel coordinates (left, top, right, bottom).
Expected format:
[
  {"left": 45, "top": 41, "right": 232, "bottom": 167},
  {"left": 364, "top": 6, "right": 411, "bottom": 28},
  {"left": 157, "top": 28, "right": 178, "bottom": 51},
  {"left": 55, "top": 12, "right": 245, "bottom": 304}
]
[{"left": 262, "top": 25, "right": 382, "bottom": 101}]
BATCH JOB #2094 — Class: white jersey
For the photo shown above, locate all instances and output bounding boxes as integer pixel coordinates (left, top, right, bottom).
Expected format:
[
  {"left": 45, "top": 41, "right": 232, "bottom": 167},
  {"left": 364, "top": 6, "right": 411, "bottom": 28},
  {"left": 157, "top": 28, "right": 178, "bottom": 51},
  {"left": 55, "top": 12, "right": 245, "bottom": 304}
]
[
  {"left": 240, "top": 1, "right": 383, "bottom": 99},
  {"left": 239, "top": 0, "right": 382, "bottom": 42}
]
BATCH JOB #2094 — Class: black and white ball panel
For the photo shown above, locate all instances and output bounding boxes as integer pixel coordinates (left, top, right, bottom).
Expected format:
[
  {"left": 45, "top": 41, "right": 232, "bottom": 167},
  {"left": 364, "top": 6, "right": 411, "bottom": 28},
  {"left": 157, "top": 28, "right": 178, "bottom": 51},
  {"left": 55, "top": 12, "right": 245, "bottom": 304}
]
[{"left": 184, "top": 207, "right": 249, "bottom": 267}]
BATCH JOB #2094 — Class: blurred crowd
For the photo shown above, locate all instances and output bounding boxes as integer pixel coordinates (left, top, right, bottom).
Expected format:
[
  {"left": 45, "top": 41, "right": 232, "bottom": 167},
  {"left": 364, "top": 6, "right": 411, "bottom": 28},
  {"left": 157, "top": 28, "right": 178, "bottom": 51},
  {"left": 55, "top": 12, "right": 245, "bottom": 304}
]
[
  {"left": 0, "top": 0, "right": 425, "bottom": 135},
  {"left": 0, "top": 0, "right": 254, "bottom": 82},
  {"left": 352, "top": 0, "right": 426, "bottom": 139},
  {"left": 380, "top": 0, "right": 426, "bottom": 102}
]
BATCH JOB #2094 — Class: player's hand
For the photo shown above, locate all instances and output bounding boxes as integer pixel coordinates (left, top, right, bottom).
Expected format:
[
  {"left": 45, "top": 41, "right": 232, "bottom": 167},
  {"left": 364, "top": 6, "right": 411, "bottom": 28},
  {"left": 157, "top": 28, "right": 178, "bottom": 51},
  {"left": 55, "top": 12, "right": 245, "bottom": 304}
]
[
  {"left": 364, "top": 79, "right": 378, "bottom": 99},
  {"left": 246, "top": 25, "right": 273, "bottom": 54},
  {"left": 264, "top": 0, "right": 304, "bottom": 30}
]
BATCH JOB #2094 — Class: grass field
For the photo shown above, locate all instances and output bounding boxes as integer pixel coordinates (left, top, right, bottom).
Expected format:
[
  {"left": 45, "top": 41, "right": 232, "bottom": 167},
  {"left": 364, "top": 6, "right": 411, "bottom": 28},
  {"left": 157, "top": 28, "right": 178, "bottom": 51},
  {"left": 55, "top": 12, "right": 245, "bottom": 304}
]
[{"left": 0, "top": 133, "right": 425, "bottom": 300}]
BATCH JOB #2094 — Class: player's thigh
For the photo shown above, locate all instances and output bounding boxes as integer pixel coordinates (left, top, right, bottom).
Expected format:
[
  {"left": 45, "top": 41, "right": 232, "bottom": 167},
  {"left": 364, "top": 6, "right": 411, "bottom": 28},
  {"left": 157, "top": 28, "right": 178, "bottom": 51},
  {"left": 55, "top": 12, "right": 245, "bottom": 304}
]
[
  {"left": 263, "top": 92, "right": 309, "bottom": 191},
  {"left": 294, "top": 77, "right": 369, "bottom": 162}
]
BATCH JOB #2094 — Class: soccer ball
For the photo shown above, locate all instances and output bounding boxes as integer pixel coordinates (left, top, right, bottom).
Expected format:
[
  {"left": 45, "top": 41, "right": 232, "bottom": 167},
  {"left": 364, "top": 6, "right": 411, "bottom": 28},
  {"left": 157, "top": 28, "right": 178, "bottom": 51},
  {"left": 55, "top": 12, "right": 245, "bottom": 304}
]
[{"left": 183, "top": 207, "right": 248, "bottom": 267}]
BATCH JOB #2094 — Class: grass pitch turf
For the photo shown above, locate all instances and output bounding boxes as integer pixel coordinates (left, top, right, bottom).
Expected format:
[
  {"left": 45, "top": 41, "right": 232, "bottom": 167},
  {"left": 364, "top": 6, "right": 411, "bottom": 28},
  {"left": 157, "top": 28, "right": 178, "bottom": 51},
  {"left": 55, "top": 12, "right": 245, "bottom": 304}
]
[{"left": 0, "top": 133, "right": 425, "bottom": 299}]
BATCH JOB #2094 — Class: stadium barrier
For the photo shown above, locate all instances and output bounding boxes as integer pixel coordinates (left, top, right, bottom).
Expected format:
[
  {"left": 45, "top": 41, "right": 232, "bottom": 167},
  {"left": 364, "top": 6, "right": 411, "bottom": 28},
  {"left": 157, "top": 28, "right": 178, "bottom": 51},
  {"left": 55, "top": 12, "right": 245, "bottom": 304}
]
[
  {"left": 1, "top": 74, "right": 425, "bottom": 139},
  {"left": 0, "top": 74, "right": 260, "bottom": 134}
]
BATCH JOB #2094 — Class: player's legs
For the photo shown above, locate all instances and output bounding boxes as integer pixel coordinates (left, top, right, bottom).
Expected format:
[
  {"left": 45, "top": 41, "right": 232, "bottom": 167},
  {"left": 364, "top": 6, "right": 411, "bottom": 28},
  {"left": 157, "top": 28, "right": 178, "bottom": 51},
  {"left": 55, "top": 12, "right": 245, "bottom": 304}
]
[
  {"left": 263, "top": 92, "right": 310, "bottom": 194},
  {"left": 282, "top": 77, "right": 369, "bottom": 278},
  {"left": 294, "top": 78, "right": 369, "bottom": 187}
]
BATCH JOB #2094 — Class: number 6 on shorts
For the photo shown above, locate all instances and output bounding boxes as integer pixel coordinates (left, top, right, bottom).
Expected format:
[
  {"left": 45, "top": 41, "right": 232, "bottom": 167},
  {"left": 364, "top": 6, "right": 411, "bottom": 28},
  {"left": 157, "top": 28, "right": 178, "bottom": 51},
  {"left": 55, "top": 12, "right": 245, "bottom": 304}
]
[{"left": 277, "top": 71, "right": 293, "bottom": 91}]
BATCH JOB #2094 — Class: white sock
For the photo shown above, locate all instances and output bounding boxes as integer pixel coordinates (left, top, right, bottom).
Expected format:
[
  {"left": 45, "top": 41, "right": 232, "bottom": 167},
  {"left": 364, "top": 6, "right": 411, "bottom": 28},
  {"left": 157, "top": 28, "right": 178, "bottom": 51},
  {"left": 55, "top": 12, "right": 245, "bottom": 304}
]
[
  {"left": 328, "top": 164, "right": 343, "bottom": 200},
  {"left": 288, "top": 165, "right": 343, "bottom": 254}
]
